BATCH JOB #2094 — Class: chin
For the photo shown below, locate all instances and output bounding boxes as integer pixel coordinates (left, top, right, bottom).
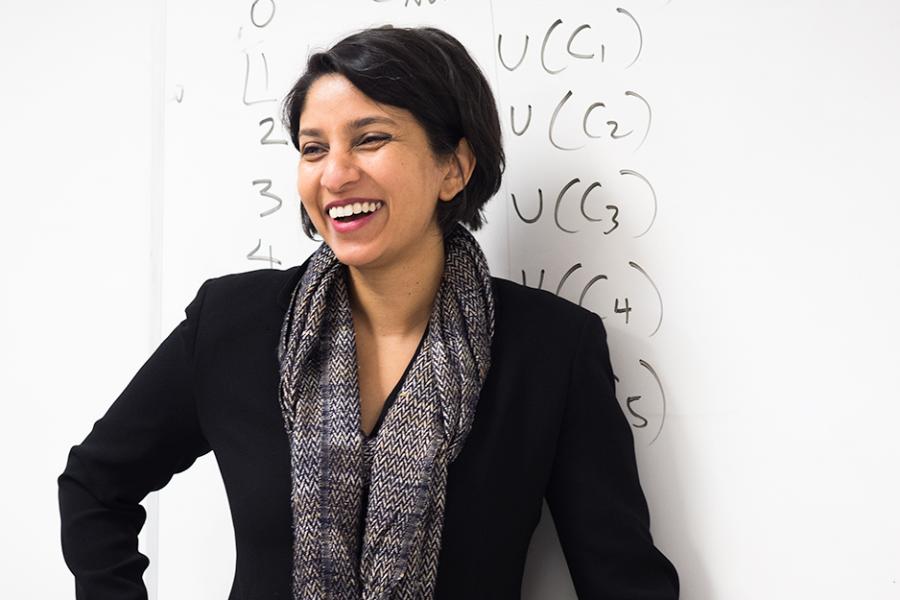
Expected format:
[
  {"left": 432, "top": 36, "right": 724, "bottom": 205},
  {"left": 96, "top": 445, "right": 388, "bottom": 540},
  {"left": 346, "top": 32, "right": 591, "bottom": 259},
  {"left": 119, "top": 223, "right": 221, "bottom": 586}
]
[{"left": 328, "top": 243, "right": 384, "bottom": 270}]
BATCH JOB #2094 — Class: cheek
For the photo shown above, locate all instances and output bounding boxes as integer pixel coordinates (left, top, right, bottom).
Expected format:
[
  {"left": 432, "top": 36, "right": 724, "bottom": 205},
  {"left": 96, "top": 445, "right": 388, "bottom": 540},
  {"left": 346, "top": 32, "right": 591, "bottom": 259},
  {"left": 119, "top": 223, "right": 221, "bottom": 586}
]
[
  {"left": 296, "top": 163, "right": 311, "bottom": 190},
  {"left": 376, "top": 154, "right": 432, "bottom": 193},
  {"left": 296, "top": 169, "right": 322, "bottom": 223},
  {"left": 296, "top": 167, "right": 317, "bottom": 202}
]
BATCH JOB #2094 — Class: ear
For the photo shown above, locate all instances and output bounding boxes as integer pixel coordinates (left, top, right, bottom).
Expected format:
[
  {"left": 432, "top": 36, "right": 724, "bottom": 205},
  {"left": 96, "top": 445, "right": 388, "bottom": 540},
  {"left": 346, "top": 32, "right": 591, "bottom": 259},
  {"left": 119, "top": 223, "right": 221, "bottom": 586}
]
[{"left": 438, "top": 138, "right": 477, "bottom": 202}]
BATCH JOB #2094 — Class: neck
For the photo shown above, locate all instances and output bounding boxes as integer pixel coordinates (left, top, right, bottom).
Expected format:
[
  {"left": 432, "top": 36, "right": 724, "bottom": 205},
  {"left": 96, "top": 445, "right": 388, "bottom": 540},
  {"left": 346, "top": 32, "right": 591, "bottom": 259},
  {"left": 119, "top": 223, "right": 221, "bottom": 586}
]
[{"left": 347, "top": 231, "right": 445, "bottom": 339}]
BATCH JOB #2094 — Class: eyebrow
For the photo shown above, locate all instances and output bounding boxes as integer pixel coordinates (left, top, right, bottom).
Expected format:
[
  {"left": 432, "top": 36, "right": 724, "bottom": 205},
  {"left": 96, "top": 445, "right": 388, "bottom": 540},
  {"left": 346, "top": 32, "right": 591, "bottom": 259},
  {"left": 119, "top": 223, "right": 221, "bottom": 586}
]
[{"left": 298, "top": 116, "right": 398, "bottom": 138}]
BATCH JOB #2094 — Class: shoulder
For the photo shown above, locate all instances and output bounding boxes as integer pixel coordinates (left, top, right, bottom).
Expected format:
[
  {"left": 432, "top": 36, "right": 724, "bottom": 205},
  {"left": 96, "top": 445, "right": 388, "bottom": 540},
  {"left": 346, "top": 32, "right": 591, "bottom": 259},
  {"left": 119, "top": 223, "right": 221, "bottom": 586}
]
[
  {"left": 202, "top": 264, "right": 300, "bottom": 295},
  {"left": 491, "top": 275, "right": 599, "bottom": 328},
  {"left": 177, "top": 261, "right": 309, "bottom": 353},
  {"left": 189, "top": 257, "right": 309, "bottom": 326},
  {"left": 490, "top": 275, "right": 605, "bottom": 347},
  {"left": 192, "top": 262, "right": 600, "bottom": 339}
]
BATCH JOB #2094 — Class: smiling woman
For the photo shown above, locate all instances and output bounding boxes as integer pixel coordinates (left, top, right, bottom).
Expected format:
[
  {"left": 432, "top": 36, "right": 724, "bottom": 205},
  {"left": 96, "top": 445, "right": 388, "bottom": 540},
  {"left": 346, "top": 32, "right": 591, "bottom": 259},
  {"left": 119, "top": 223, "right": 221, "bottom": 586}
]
[
  {"left": 292, "top": 73, "right": 474, "bottom": 271},
  {"left": 58, "top": 24, "right": 678, "bottom": 600},
  {"left": 282, "top": 26, "right": 504, "bottom": 242}
]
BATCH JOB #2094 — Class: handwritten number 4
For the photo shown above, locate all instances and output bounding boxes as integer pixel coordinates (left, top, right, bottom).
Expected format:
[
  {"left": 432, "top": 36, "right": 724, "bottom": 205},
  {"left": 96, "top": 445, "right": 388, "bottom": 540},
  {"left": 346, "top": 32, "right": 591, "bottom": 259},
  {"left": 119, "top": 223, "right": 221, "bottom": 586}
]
[
  {"left": 246, "top": 239, "right": 282, "bottom": 268},
  {"left": 614, "top": 297, "right": 631, "bottom": 324}
]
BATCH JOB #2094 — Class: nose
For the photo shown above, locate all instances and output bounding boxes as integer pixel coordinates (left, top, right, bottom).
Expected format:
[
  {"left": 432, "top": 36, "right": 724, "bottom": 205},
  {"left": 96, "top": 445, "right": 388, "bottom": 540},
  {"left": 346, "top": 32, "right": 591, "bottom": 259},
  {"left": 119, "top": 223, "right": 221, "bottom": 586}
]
[{"left": 320, "top": 149, "right": 360, "bottom": 193}]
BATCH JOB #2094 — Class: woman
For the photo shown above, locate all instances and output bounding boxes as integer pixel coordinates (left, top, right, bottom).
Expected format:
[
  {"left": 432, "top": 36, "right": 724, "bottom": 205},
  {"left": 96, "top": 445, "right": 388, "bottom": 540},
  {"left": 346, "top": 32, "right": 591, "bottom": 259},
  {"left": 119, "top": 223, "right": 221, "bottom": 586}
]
[{"left": 58, "top": 25, "right": 679, "bottom": 599}]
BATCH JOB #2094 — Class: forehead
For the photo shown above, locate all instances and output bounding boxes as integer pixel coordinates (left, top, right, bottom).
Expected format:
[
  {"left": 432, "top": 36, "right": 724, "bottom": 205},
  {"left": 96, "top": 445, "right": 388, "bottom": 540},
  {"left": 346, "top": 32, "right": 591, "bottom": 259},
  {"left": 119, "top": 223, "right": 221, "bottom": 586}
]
[{"left": 298, "top": 74, "right": 408, "bottom": 135}]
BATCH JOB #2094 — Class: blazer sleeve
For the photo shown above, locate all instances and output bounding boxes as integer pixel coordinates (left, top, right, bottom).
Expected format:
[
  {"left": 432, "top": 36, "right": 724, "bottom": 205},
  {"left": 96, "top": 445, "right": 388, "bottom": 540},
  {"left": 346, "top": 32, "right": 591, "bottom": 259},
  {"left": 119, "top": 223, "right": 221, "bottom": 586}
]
[
  {"left": 545, "top": 311, "right": 679, "bottom": 599},
  {"left": 57, "top": 280, "right": 213, "bottom": 600}
]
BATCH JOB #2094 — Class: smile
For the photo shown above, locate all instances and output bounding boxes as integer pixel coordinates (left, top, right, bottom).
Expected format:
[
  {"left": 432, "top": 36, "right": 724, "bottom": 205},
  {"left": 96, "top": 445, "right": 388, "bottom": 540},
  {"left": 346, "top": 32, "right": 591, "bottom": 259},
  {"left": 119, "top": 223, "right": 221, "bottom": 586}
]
[
  {"left": 327, "top": 200, "right": 384, "bottom": 233},
  {"left": 328, "top": 200, "right": 383, "bottom": 221}
]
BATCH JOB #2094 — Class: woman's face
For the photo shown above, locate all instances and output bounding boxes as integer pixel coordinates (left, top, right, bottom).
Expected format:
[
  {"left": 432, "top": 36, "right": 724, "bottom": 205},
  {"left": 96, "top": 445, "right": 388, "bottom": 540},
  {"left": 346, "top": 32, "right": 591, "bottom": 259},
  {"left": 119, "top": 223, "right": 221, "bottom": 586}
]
[{"left": 296, "top": 74, "right": 453, "bottom": 270}]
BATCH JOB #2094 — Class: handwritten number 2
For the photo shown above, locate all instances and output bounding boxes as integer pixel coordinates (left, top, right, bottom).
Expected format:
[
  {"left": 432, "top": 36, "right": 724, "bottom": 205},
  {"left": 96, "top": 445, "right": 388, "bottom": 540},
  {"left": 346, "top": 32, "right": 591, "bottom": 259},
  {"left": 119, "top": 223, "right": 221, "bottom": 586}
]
[{"left": 259, "top": 118, "right": 288, "bottom": 145}]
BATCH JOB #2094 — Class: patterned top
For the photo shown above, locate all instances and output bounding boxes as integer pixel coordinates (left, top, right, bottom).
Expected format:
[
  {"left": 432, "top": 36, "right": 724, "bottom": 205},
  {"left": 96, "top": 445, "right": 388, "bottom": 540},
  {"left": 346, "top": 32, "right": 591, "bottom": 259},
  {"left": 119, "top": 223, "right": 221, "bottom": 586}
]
[{"left": 358, "top": 325, "right": 429, "bottom": 540}]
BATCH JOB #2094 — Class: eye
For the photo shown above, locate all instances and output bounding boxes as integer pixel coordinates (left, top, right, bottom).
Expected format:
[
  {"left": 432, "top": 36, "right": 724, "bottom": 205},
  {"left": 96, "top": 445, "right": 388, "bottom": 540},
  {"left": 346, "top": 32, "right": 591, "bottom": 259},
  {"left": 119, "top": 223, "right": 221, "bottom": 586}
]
[
  {"left": 359, "top": 134, "right": 390, "bottom": 146},
  {"left": 301, "top": 144, "right": 325, "bottom": 157}
]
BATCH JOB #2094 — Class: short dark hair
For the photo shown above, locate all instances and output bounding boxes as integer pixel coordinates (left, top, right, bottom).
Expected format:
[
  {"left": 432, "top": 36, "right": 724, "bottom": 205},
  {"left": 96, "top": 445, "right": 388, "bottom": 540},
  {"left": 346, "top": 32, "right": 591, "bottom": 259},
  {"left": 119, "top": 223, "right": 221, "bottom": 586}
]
[{"left": 282, "top": 25, "right": 505, "bottom": 239}]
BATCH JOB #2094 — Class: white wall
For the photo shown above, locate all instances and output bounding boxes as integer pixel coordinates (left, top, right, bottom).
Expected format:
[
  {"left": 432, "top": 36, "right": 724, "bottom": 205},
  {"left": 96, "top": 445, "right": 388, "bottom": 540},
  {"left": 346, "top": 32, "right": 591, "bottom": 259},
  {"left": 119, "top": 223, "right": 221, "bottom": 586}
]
[{"left": 0, "top": 1, "right": 164, "bottom": 598}]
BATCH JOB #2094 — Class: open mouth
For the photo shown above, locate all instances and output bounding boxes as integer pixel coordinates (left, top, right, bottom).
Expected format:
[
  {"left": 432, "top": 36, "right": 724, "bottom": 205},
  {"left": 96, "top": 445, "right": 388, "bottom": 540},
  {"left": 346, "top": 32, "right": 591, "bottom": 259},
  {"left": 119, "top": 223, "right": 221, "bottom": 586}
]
[
  {"left": 328, "top": 201, "right": 384, "bottom": 223},
  {"left": 333, "top": 212, "right": 369, "bottom": 223},
  {"left": 327, "top": 201, "right": 385, "bottom": 232}
]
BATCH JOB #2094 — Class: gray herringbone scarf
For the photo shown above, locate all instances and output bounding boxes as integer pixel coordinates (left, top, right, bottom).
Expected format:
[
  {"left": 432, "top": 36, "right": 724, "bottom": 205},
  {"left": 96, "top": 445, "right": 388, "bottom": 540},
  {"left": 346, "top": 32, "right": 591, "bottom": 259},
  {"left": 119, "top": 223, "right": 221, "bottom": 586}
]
[{"left": 277, "top": 224, "right": 494, "bottom": 599}]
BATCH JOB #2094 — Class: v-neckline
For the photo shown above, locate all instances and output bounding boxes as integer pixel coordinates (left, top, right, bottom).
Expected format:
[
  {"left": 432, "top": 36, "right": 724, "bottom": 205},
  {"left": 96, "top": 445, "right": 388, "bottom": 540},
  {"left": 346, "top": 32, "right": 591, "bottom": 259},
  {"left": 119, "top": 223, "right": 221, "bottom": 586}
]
[{"left": 360, "top": 323, "right": 429, "bottom": 441}]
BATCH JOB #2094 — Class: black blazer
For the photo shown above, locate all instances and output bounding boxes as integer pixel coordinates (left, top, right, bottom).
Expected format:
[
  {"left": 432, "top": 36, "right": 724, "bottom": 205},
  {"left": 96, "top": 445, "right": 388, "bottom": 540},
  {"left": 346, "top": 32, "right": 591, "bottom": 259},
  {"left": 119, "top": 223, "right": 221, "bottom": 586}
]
[{"left": 58, "top": 258, "right": 679, "bottom": 599}]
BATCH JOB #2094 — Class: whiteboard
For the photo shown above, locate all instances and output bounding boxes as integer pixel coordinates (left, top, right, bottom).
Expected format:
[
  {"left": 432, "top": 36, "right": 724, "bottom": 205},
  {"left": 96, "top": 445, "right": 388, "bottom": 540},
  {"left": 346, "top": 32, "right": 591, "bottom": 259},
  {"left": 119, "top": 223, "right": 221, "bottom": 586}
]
[
  {"left": 159, "top": 1, "right": 900, "bottom": 598},
  {"left": 2, "top": 2, "right": 166, "bottom": 598}
]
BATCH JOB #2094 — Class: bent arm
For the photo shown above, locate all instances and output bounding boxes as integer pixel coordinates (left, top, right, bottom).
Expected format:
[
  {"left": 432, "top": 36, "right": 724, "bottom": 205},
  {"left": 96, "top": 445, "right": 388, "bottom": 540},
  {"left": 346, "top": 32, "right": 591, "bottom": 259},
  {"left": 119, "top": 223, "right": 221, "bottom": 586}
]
[
  {"left": 545, "top": 311, "right": 679, "bottom": 599},
  {"left": 58, "top": 281, "right": 213, "bottom": 599}
]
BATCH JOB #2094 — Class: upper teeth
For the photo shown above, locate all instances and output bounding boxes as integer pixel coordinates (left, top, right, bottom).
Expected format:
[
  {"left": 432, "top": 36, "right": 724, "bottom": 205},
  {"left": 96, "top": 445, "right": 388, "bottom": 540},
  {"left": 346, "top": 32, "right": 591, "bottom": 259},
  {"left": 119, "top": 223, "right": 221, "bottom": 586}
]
[{"left": 328, "top": 201, "right": 384, "bottom": 219}]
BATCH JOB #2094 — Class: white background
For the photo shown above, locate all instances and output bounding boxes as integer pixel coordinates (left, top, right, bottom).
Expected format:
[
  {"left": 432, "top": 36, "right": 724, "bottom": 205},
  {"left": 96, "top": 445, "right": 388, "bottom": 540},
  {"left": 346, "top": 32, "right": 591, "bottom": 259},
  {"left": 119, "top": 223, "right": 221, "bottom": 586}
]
[{"left": 2, "top": 1, "right": 899, "bottom": 598}]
